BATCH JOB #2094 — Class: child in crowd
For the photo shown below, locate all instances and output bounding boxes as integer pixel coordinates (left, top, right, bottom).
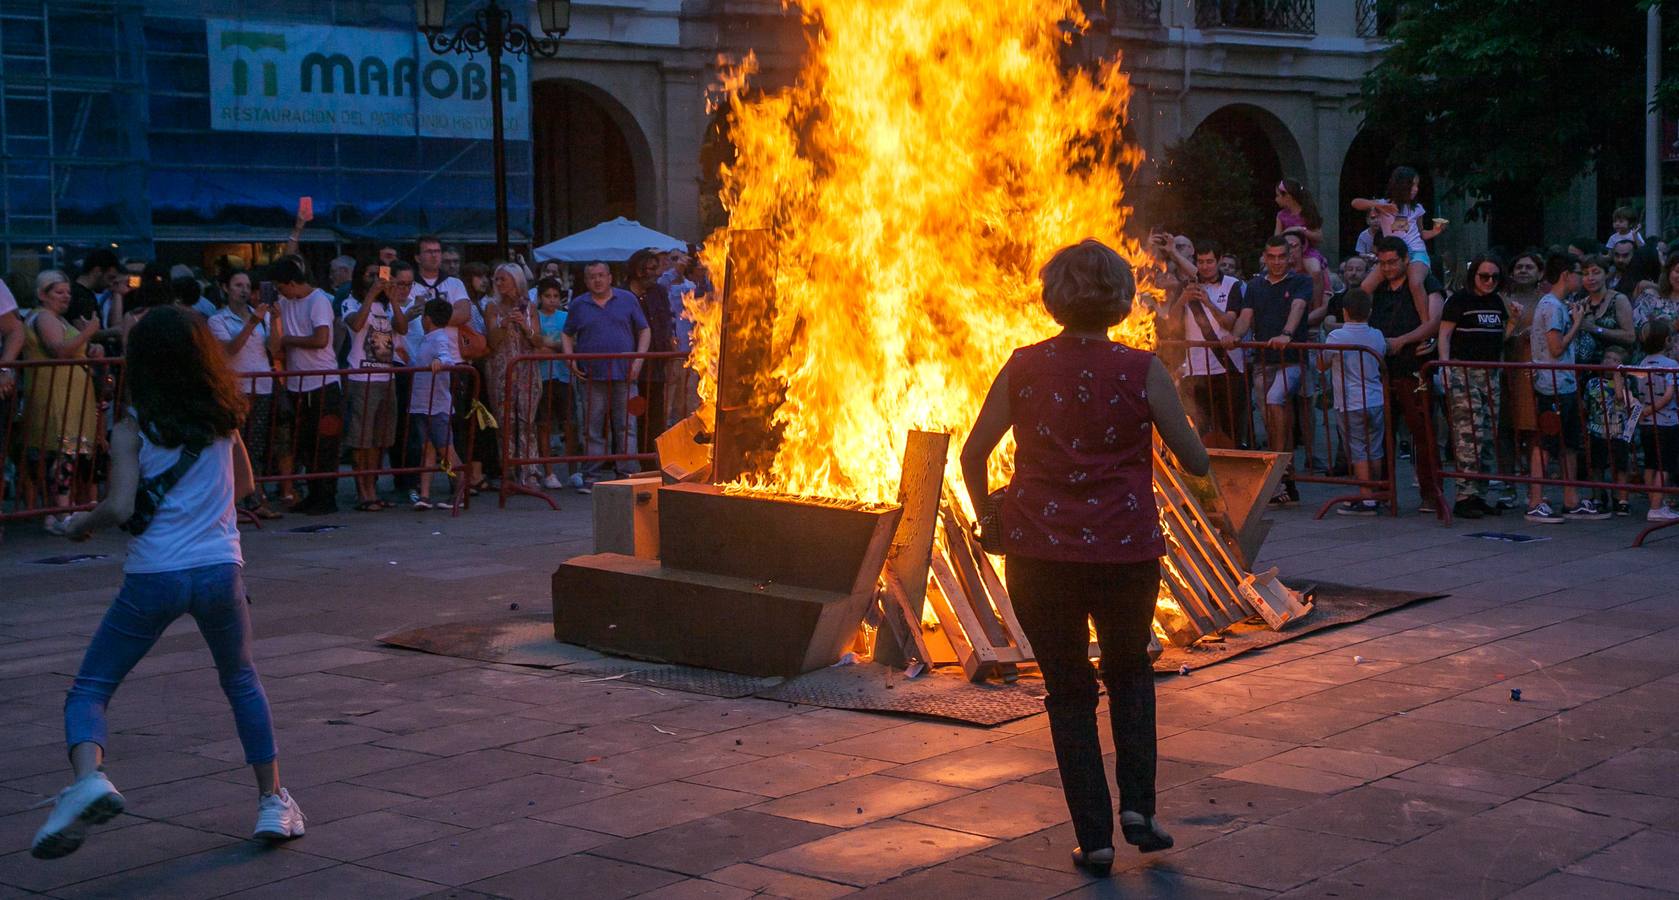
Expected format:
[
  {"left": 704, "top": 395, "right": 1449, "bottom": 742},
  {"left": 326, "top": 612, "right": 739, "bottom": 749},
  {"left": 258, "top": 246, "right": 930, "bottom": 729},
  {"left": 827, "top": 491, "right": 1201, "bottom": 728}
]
[
  {"left": 1582, "top": 344, "right": 1639, "bottom": 516},
  {"left": 1636, "top": 322, "right": 1679, "bottom": 522},
  {"left": 1352, "top": 166, "right": 1446, "bottom": 338},
  {"left": 532, "top": 276, "right": 575, "bottom": 490},
  {"left": 1605, "top": 205, "right": 1645, "bottom": 251},
  {"left": 1318, "top": 289, "right": 1388, "bottom": 515},
  {"left": 409, "top": 299, "right": 463, "bottom": 511}
]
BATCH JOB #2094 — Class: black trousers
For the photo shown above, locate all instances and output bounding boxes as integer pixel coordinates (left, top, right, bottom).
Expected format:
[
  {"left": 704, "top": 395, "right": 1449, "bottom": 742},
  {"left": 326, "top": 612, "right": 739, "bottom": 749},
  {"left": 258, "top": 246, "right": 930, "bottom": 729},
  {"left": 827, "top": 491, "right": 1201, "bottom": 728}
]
[
  {"left": 290, "top": 383, "right": 343, "bottom": 512},
  {"left": 1006, "top": 554, "right": 1161, "bottom": 853}
]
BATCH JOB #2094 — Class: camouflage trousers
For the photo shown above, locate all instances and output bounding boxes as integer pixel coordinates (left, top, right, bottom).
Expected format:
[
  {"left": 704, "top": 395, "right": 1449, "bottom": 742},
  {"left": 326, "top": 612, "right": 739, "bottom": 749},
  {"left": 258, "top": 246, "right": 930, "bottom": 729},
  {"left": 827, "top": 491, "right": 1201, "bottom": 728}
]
[{"left": 1446, "top": 367, "right": 1500, "bottom": 499}]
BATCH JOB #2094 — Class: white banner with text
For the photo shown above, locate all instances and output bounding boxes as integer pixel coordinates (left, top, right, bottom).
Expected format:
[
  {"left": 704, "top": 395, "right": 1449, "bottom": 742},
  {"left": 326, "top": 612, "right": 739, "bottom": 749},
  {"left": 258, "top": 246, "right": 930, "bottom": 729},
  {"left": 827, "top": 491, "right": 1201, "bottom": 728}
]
[{"left": 206, "top": 19, "right": 530, "bottom": 140}]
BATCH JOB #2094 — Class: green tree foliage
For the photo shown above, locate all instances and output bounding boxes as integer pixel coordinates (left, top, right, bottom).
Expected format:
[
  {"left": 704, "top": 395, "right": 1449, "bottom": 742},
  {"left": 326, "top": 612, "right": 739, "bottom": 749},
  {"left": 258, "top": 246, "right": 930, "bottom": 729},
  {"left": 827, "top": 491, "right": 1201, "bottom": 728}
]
[
  {"left": 1132, "top": 133, "right": 1270, "bottom": 258},
  {"left": 1360, "top": 0, "right": 1672, "bottom": 223}
]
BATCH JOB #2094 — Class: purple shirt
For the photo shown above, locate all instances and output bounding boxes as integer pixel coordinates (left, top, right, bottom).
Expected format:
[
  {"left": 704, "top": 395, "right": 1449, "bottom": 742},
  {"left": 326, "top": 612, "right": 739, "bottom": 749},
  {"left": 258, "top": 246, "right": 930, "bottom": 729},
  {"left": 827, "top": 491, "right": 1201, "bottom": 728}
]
[
  {"left": 563, "top": 289, "right": 649, "bottom": 381},
  {"left": 999, "top": 336, "right": 1164, "bottom": 564}
]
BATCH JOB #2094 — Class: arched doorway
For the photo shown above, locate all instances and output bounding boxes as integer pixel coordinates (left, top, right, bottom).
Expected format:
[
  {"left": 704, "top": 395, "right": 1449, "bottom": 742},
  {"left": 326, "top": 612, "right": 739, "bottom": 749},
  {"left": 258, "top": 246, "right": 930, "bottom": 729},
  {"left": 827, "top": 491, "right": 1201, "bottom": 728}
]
[
  {"left": 1187, "top": 104, "right": 1308, "bottom": 261},
  {"left": 531, "top": 80, "right": 653, "bottom": 243}
]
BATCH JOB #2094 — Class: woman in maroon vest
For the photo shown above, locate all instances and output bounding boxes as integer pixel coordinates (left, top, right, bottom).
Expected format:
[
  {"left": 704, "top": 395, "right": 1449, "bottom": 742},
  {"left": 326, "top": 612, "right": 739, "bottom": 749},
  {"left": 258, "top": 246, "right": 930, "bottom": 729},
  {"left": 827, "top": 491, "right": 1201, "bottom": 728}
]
[{"left": 962, "top": 239, "right": 1209, "bottom": 876}]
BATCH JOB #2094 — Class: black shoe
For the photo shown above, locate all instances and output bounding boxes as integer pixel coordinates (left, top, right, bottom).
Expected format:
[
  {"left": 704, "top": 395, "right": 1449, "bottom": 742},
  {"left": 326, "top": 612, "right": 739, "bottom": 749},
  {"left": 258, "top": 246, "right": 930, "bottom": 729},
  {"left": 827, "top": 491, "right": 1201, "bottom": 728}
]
[
  {"left": 1453, "top": 499, "right": 1485, "bottom": 520},
  {"left": 1071, "top": 846, "right": 1114, "bottom": 876},
  {"left": 1285, "top": 478, "right": 1300, "bottom": 502},
  {"left": 1614, "top": 500, "right": 1631, "bottom": 517},
  {"left": 1469, "top": 496, "right": 1500, "bottom": 516},
  {"left": 1121, "top": 813, "right": 1174, "bottom": 853}
]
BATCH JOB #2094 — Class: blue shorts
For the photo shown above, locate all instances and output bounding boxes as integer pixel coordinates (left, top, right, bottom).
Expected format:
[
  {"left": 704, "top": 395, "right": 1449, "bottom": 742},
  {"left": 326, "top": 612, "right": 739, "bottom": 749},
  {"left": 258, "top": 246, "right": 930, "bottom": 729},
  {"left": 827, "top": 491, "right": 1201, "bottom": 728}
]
[
  {"left": 412, "top": 411, "right": 451, "bottom": 450},
  {"left": 1259, "top": 364, "right": 1302, "bottom": 406},
  {"left": 1338, "top": 406, "right": 1386, "bottom": 463}
]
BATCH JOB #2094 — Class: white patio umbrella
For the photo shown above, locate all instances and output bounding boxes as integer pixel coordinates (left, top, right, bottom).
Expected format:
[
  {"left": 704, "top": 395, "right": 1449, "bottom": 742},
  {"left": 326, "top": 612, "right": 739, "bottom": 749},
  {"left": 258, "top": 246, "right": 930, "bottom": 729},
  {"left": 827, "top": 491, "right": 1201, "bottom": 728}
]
[{"left": 531, "top": 217, "right": 687, "bottom": 262}]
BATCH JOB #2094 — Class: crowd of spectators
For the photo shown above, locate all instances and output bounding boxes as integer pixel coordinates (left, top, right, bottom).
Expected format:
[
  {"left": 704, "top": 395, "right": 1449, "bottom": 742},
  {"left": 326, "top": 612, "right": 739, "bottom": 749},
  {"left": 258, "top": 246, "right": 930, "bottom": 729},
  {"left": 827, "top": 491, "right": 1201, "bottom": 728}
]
[
  {"left": 4, "top": 170, "right": 1677, "bottom": 531},
  {"left": 0, "top": 235, "right": 711, "bottom": 527},
  {"left": 1148, "top": 173, "right": 1679, "bottom": 526}
]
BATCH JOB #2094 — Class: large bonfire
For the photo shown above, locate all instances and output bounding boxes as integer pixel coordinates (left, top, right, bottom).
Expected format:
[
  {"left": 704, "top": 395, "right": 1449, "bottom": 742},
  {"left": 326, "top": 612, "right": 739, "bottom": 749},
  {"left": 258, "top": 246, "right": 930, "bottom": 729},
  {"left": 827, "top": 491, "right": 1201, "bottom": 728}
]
[{"left": 690, "top": 0, "right": 1155, "bottom": 507}]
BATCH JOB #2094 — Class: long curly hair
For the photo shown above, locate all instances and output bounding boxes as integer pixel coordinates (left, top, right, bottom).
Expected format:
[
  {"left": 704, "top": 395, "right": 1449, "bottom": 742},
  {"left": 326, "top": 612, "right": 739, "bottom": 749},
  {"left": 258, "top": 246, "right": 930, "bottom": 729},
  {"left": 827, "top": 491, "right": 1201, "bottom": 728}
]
[
  {"left": 125, "top": 305, "right": 246, "bottom": 448},
  {"left": 1277, "top": 178, "right": 1323, "bottom": 230}
]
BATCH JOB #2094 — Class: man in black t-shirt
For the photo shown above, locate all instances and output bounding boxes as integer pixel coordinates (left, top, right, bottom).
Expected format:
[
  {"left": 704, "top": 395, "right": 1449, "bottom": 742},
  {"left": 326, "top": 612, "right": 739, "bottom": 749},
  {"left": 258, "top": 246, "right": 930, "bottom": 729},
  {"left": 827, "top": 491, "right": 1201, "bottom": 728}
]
[
  {"left": 1360, "top": 236, "right": 1446, "bottom": 512},
  {"left": 69, "top": 249, "right": 120, "bottom": 325},
  {"left": 1439, "top": 258, "right": 1513, "bottom": 517},
  {"left": 1228, "top": 235, "right": 1313, "bottom": 502}
]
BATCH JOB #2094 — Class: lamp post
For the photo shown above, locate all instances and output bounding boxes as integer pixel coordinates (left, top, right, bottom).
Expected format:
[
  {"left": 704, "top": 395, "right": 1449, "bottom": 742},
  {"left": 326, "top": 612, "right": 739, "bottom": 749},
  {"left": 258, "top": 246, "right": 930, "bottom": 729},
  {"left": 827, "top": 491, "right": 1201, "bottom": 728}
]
[{"left": 418, "top": 0, "right": 570, "bottom": 261}]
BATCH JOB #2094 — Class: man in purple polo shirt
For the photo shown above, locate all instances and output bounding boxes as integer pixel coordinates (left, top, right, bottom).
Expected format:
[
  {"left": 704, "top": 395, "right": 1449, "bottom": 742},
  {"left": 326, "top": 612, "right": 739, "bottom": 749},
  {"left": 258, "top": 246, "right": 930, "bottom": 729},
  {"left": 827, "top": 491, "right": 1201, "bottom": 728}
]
[{"left": 562, "top": 261, "right": 651, "bottom": 489}]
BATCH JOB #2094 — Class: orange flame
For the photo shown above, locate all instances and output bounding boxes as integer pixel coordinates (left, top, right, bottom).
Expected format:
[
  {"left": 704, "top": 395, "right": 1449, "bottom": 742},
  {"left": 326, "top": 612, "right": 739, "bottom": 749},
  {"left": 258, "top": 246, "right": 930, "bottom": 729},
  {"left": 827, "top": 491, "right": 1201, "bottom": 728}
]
[{"left": 689, "top": 0, "right": 1158, "bottom": 509}]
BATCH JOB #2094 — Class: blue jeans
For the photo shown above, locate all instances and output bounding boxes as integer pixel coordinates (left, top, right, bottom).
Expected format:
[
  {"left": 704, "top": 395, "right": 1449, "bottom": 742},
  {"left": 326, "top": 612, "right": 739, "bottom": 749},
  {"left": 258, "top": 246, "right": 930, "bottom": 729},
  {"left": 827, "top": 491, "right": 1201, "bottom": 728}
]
[{"left": 64, "top": 564, "right": 276, "bottom": 765}]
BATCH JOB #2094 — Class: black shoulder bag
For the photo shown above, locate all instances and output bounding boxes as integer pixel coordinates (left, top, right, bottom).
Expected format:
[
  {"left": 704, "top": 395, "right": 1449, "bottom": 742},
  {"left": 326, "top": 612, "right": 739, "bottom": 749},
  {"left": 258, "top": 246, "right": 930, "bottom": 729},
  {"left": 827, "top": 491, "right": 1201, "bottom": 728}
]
[{"left": 121, "top": 439, "right": 209, "bottom": 536}]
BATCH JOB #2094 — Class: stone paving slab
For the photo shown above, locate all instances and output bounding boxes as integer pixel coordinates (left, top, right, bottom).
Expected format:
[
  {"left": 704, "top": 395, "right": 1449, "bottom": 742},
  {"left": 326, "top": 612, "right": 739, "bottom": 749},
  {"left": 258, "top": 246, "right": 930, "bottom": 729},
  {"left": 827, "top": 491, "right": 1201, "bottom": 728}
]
[{"left": 3, "top": 484, "right": 1679, "bottom": 897}]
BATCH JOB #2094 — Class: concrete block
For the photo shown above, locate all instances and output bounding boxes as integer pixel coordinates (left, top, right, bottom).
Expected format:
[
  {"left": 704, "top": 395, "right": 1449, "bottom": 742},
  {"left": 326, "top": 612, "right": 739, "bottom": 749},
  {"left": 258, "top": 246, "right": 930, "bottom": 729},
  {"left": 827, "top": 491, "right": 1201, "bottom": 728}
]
[
  {"left": 657, "top": 484, "right": 903, "bottom": 595},
  {"left": 552, "top": 553, "right": 876, "bottom": 676},
  {"left": 592, "top": 476, "right": 663, "bottom": 558}
]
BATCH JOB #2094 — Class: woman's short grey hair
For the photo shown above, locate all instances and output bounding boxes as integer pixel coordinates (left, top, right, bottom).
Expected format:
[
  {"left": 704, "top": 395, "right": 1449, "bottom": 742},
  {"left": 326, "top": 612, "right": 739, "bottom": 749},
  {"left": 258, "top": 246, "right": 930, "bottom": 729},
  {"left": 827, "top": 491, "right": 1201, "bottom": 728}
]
[
  {"left": 36, "top": 269, "right": 69, "bottom": 298},
  {"left": 493, "top": 262, "right": 529, "bottom": 298},
  {"left": 1039, "top": 239, "right": 1135, "bottom": 329}
]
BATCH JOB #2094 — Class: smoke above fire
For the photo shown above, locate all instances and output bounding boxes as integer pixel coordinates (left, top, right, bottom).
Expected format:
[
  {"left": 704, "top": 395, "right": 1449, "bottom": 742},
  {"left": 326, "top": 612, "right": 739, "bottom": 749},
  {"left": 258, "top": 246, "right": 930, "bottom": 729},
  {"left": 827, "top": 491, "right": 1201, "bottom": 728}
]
[{"left": 691, "top": 0, "right": 1154, "bottom": 506}]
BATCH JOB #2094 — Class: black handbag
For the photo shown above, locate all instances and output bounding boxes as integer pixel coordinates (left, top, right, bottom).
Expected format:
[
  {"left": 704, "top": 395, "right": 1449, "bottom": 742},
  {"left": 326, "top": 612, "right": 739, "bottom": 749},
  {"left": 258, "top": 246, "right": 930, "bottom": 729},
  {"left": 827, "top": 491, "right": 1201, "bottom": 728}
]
[{"left": 121, "top": 439, "right": 208, "bottom": 537}]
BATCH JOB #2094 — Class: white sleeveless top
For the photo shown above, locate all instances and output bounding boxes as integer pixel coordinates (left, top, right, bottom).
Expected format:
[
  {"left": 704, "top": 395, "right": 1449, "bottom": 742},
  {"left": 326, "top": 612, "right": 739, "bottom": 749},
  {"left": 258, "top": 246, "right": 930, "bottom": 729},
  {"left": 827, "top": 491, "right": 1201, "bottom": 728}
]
[{"left": 125, "top": 425, "right": 243, "bottom": 575}]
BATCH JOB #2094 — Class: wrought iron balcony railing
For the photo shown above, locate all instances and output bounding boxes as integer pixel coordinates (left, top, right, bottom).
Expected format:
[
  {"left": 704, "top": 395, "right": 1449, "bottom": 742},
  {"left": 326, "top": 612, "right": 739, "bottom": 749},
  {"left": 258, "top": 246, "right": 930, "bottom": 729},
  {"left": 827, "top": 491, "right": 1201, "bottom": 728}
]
[
  {"left": 1195, "top": 0, "right": 1316, "bottom": 34},
  {"left": 1356, "top": 0, "right": 1396, "bottom": 37}
]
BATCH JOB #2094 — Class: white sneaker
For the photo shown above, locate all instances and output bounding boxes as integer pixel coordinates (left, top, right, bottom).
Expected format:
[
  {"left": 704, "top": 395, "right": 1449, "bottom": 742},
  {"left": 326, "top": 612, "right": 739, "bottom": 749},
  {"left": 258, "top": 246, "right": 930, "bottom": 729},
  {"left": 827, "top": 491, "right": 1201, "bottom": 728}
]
[
  {"left": 32, "top": 772, "right": 124, "bottom": 859},
  {"left": 542, "top": 473, "right": 564, "bottom": 490},
  {"left": 253, "top": 788, "right": 305, "bottom": 841},
  {"left": 1648, "top": 506, "right": 1679, "bottom": 522}
]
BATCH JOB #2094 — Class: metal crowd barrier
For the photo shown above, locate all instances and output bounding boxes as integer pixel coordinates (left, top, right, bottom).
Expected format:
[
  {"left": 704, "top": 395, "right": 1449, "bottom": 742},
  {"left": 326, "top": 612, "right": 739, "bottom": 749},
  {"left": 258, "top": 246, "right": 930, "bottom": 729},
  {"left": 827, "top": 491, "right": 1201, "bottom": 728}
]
[
  {"left": 1419, "top": 358, "right": 1679, "bottom": 547},
  {"left": 244, "top": 364, "right": 482, "bottom": 519},
  {"left": 0, "top": 357, "right": 122, "bottom": 526},
  {"left": 497, "top": 351, "right": 691, "bottom": 510},
  {"left": 1160, "top": 339, "right": 1399, "bottom": 518}
]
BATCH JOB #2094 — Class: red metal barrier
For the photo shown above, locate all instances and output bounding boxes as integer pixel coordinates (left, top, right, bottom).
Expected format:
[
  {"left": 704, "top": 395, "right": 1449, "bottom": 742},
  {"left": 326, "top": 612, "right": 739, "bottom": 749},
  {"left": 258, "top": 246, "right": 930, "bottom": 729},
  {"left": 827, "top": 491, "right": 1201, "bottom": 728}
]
[
  {"left": 1420, "top": 359, "right": 1679, "bottom": 547},
  {"left": 247, "top": 365, "right": 481, "bottom": 518},
  {"left": 498, "top": 351, "right": 690, "bottom": 509},
  {"left": 1161, "top": 339, "right": 1398, "bottom": 518},
  {"left": 0, "top": 357, "right": 122, "bottom": 528}
]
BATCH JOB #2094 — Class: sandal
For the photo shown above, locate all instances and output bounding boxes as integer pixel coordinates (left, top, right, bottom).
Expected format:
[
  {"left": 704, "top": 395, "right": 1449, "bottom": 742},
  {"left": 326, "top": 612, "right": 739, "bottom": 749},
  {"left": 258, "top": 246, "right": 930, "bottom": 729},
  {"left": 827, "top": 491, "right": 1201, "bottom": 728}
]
[
  {"left": 354, "top": 500, "right": 383, "bottom": 512},
  {"left": 376, "top": 499, "right": 396, "bottom": 510},
  {"left": 251, "top": 505, "right": 283, "bottom": 520}
]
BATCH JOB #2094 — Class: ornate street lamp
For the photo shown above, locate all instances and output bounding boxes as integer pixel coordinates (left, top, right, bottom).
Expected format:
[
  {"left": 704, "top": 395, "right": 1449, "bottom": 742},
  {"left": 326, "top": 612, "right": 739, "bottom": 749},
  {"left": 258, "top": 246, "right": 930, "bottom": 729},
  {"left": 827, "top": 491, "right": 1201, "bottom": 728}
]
[{"left": 418, "top": 1, "right": 569, "bottom": 260}]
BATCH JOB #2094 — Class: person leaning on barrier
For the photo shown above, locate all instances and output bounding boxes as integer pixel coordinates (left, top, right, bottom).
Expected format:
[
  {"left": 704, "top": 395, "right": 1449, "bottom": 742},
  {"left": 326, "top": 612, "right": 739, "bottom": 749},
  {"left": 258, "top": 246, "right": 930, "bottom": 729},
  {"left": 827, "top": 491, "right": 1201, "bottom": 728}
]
[
  {"left": 483, "top": 263, "right": 545, "bottom": 490},
  {"left": 1439, "top": 255, "right": 1516, "bottom": 519},
  {"left": 269, "top": 257, "right": 343, "bottom": 516},
  {"left": 207, "top": 268, "right": 282, "bottom": 520},
  {"left": 22, "top": 270, "right": 103, "bottom": 535},
  {"left": 1360, "top": 236, "right": 1446, "bottom": 514},
  {"left": 1226, "top": 234, "right": 1312, "bottom": 506},
  {"left": 1166, "top": 240, "right": 1247, "bottom": 448},
  {"left": 1525, "top": 254, "right": 1591, "bottom": 523},
  {"left": 562, "top": 261, "right": 651, "bottom": 493},
  {"left": 961, "top": 239, "right": 1210, "bottom": 877},
  {"left": 342, "top": 260, "right": 411, "bottom": 511}
]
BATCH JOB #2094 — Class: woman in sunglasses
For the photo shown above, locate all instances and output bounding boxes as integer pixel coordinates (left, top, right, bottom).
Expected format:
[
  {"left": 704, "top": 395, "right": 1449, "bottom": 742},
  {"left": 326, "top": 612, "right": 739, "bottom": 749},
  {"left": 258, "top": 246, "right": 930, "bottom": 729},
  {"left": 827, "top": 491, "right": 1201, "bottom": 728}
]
[{"left": 1439, "top": 254, "right": 1517, "bottom": 519}]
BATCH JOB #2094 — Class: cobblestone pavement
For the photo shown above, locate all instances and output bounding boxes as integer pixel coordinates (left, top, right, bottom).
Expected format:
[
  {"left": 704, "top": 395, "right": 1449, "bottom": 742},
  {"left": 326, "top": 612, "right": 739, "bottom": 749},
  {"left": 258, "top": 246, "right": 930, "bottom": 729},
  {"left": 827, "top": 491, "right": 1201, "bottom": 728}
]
[{"left": 1, "top": 482, "right": 1676, "bottom": 899}]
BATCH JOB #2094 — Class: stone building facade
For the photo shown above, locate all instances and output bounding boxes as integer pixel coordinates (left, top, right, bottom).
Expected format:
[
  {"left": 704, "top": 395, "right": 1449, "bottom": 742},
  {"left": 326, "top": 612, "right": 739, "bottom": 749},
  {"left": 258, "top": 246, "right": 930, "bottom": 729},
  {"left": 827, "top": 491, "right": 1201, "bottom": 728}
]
[{"left": 534, "top": 0, "right": 1454, "bottom": 263}]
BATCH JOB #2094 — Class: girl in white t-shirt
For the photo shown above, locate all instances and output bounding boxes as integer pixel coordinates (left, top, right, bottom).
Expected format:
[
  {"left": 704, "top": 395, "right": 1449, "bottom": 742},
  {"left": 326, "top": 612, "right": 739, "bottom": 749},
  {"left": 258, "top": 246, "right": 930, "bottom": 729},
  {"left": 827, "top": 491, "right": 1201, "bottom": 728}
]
[
  {"left": 32, "top": 306, "right": 304, "bottom": 860},
  {"left": 1353, "top": 166, "right": 1447, "bottom": 327}
]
